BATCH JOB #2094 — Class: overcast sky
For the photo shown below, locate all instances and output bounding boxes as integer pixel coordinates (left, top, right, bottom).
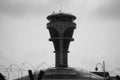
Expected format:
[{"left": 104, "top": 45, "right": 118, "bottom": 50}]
[{"left": 0, "top": 0, "right": 120, "bottom": 79}]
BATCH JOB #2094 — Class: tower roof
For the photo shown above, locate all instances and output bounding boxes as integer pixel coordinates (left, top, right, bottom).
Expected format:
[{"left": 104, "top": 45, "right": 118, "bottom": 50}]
[{"left": 47, "top": 13, "right": 76, "bottom": 22}]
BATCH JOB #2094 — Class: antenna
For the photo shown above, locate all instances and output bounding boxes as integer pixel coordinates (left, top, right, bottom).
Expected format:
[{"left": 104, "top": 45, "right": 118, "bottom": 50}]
[
  {"left": 52, "top": 11, "right": 55, "bottom": 14},
  {"left": 59, "top": 3, "right": 63, "bottom": 13},
  {"left": 61, "top": 4, "right": 62, "bottom": 12}
]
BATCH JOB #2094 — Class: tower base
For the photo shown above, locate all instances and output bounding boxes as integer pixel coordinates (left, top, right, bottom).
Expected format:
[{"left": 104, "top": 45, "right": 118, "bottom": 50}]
[{"left": 42, "top": 67, "right": 80, "bottom": 80}]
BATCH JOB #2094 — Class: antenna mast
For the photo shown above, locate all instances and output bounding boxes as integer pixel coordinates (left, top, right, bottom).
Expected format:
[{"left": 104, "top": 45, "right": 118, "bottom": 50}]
[{"left": 59, "top": 3, "right": 63, "bottom": 13}]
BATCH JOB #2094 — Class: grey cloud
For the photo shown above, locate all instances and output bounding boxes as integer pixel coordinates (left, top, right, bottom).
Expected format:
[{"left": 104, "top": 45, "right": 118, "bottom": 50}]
[
  {"left": 0, "top": 0, "right": 70, "bottom": 17},
  {"left": 93, "top": 0, "right": 120, "bottom": 19},
  {"left": 0, "top": 0, "right": 49, "bottom": 16}
]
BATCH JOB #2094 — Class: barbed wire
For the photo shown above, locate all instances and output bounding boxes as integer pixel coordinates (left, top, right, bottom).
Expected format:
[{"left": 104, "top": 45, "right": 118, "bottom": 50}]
[
  {"left": 22, "top": 62, "right": 35, "bottom": 72},
  {"left": 1, "top": 63, "right": 120, "bottom": 80},
  {"left": 109, "top": 68, "right": 120, "bottom": 76},
  {"left": 0, "top": 62, "right": 52, "bottom": 80},
  {"left": 9, "top": 64, "right": 23, "bottom": 79},
  {"left": 0, "top": 65, "right": 10, "bottom": 80}
]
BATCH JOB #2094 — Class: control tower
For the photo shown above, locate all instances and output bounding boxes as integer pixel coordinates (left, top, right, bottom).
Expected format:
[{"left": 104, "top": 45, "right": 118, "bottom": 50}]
[
  {"left": 47, "top": 12, "right": 76, "bottom": 68},
  {"left": 15, "top": 12, "right": 104, "bottom": 80}
]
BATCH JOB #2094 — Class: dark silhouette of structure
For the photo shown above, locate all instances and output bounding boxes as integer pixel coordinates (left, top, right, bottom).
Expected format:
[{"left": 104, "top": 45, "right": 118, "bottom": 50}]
[
  {"left": 91, "top": 72, "right": 109, "bottom": 78},
  {"left": 116, "top": 75, "right": 120, "bottom": 80},
  {"left": 47, "top": 12, "right": 76, "bottom": 68},
  {"left": 0, "top": 73, "right": 5, "bottom": 80},
  {"left": 28, "top": 70, "right": 34, "bottom": 80},
  {"left": 38, "top": 70, "right": 44, "bottom": 80}
]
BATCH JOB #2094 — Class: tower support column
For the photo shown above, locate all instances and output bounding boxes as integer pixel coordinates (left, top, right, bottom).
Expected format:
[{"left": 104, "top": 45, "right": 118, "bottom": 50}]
[{"left": 55, "top": 39, "right": 68, "bottom": 68}]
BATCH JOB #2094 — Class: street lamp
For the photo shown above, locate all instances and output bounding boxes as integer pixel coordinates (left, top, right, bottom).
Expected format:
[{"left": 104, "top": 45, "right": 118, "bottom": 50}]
[
  {"left": 95, "top": 61, "right": 106, "bottom": 80},
  {"left": 22, "top": 62, "right": 35, "bottom": 72}
]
